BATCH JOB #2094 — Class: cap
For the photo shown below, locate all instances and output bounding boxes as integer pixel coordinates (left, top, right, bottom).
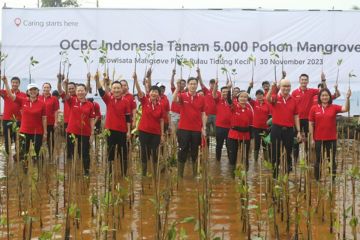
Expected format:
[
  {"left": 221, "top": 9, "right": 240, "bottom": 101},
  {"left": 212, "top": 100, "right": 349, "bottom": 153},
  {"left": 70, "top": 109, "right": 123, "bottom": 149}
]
[{"left": 27, "top": 83, "right": 39, "bottom": 91}]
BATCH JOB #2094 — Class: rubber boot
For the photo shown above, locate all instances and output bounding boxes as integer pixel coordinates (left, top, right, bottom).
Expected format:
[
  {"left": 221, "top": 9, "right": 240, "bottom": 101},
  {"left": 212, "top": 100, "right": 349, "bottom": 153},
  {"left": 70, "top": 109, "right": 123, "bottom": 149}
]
[
  {"left": 178, "top": 161, "right": 185, "bottom": 178},
  {"left": 254, "top": 150, "right": 259, "bottom": 162},
  {"left": 229, "top": 164, "right": 236, "bottom": 179}
]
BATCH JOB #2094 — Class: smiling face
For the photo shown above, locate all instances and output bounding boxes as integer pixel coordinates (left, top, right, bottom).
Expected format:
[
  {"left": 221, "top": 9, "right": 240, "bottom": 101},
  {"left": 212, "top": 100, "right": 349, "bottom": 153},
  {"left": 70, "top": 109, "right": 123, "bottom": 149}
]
[
  {"left": 11, "top": 79, "right": 20, "bottom": 91},
  {"left": 187, "top": 79, "right": 198, "bottom": 93},
  {"left": 233, "top": 88, "right": 240, "bottom": 98},
  {"left": 262, "top": 83, "right": 270, "bottom": 91},
  {"left": 42, "top": 83, "right": 51, "bottom": 96},
  {"left": 111, "top": 82, "right": 122, "bottom": 98},
  {"left": 180, "top": 80, "right": 186, "bottom": 91},
  {"left": 149, "top": 89, "right": 160, "bottom": 101},
  {"left": 68, "top": 83, "right": 76, "bottom": 96},
  {"left": 280, "top": 79, "right": 291, "bottom": 96},
  {"left": 28, "top": 88, "right": 39, "bottom": 98},
  {"left": 256, "top": 92, "right": 264, "bottom": 101},
  {"left": 120, "top": 80, "right": 129, "bottom": 94},
  {"left": 320, "top": 90, "right": 331, "bottom": 104},
  {"left": 299, "top": 75, "right": 309, "bottom": 88},
  {"left": 221, "top": 88, "right": 229, "bottom": 99},
  {"left": 238, "top": 92, "right": 248, "bottom": 105},
  {"left": 76, "top": 85, "right": 87, "bottom": 100}
]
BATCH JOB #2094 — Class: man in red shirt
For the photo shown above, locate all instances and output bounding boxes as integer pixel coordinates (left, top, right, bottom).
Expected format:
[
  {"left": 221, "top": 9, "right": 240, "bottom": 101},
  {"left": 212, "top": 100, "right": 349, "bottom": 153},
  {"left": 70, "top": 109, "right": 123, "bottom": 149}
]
[
  {"left": 173, "top": 72, "right": 207, "bottom": 178},
  {"left": 198, "top": 73, "right": 218, "bottom": 139},
  {"left": 57, "top": 74, "right": 76, "bottom": 158},
  {"left": 170, "top": 69, "right": 186, "bottom": 133},
  {"left": 212, "top": 80, "right": 232, "bottom": 162},
  {"left": 87, "top": 98, "right": 102, "bottom": 134},
  {"left": 291, "top": 73, "right": 326, "bottom": 162},
  {"left": 0, "top": 76, "right": 26, "bottom": 155},
  {"left": 267, "top": 79, "right": 302, "bottom": 178},
  {"left": 119, "top": 79, "right": 137, "bottom": 128}
]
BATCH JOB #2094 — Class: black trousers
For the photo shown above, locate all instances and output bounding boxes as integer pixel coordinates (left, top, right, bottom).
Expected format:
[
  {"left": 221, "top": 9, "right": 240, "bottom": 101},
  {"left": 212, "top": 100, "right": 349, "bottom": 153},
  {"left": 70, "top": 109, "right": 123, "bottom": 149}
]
[
  {"left": 293, "top": 119, "right": 309, "bottom": 162},
  {"left": 270, "top": 124, "right": 294, "bottom": 177},
  {"left": 215, "top": 127, "right": 229, "bottom": 161},
  {"left": 177, "top": 129, "right": 201, "bottom": 164},
  {"left": 68, "top": 134, "right": 90, "bottom": 175},
  {"left": 2, "top": 120, "right": 20, "bottom": 155},
  {"left": 314, "top": 140, "right": 337, "bottom": 180},
  {"left": 22, "top": 133, "right": 43, "bottom": 159},
  {"left": 139, "top": 131, "right": 161, "bottom": 175},
  {"left": 228, "top": 138, "right": 251, "bottom": 170},
  {"left": 47, "top": 125, "right": 55, "bottom": 158},
  {"left": 107, "top": 130, "right": 128, "bottom": 176},
  {"left": 253, "top": 127, "right": 268, "bottom": 152},
  {"left": 64, "top": 123, "right": 74, "bottom": 159}
]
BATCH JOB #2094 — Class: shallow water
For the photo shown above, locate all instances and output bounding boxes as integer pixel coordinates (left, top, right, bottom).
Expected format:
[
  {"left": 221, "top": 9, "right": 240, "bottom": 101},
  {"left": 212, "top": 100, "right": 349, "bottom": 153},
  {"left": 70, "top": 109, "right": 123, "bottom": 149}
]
[{"left": 0, "top": 134, "right": 359, "bottom": 240}]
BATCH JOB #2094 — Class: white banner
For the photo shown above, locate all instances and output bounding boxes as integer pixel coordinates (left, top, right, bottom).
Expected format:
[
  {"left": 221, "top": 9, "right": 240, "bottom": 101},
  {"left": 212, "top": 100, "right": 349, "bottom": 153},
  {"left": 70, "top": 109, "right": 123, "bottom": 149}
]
[{"left": 1, "top": 8, "right": 360, "bottom": 114}]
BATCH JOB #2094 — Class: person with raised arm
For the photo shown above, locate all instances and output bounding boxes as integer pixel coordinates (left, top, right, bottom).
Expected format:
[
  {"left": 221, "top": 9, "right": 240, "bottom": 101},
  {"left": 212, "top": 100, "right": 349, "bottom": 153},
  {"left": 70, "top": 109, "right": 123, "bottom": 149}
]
[
  {"left": 58, "top": 76, "right": 95, "bottom": 176},
  {"left": 266, "top": 79, "right": 302, "bottom": 178},
  {"left": 0, "top": 76, "right": 26, "bottom": 156},
  {"left": 212, "top": 79, "right": 232, "bottom": 162},
  {"left": 39, "top": 82, "right": 59, "bottom": 158},
  {"left": 133, "top": 71, "right": 165, "bottom": 176},
  {"left": 2, "top": 76, "right": 46, "bottom": 160},
  {"left": 95, "top": 72, "right": 131, "bottom": 176},
  {"left": 173, "top": 68, "right": 206, "bottom": 178},
  {"left": 309, "top": 88, "right": 351, "bottom": 181},
  {"left": 170, "top": 69, "right": 186, "bottom": 132}
]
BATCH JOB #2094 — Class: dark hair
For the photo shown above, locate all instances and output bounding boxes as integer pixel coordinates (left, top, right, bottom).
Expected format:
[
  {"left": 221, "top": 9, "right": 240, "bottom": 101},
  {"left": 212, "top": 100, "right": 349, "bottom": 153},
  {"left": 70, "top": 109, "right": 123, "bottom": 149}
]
[
  {"left": 317, "top": 83, "right": 325, "bottom": 89},
  {"left": 68, "top": 82, "right": 76, "bottom": 87},
  {"left": 111, "top": 80, "right": 122, "bottom": 86},
  {"left": 149, "top": 85, "right": 161, "bottom": 94},
  {"left": 120, "top": 80, "right": 128, "bottom": 86},
  {"left": 299, "top": 73, "right": 309, "bottom": 79},
  {"left": 261, "top": 81, "right": 270, "bottom": 86},
  {"left": 233, "top": 87, "right": 240, "bottom": 91},
  {"left": 52, "top": 90, "right": 59, "bottom": 97},
  {"left": 11, "top": 76, "right": 20, "bottom": 83},
  {"left": 42, "top": 82, "right": 52, "bottom": 89},
  {"left": 318, "top": 88, "right": 332, "bottom": 105},
  {"left": 76, "top": 83, "right": 87, "bottom": 91},
  {"left": 255, "top": 89, "right": 264, "bottom": 95},
  {"left": 187, "top": 77, "right": 198, "bottom": 84},
  {"left": 87, "top": 97, "right": 94, "bottom": 102},
  {"left": 180, "top": 79, "right": 186, "bottom": 84},
  {"left": 209, "top": 79, "right": 216, "bottom": 84},
  {"left": 220, "top": 86, "right": 229, "bottom": 91}
]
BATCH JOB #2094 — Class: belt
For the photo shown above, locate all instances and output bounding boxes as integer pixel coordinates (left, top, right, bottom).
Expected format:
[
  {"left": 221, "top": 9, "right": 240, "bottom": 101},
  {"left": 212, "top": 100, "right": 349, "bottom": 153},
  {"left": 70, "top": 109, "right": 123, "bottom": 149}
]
[{"left": 231, "top": 126, "right": 251, "bottom": 132}]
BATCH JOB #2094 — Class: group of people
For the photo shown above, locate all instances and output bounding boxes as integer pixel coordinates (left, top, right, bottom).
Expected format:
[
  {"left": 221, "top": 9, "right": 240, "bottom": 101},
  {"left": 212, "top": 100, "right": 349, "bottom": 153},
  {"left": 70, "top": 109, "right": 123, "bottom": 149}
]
[{"left": 0, "top": 67, "right": 351, "bottom": 180}]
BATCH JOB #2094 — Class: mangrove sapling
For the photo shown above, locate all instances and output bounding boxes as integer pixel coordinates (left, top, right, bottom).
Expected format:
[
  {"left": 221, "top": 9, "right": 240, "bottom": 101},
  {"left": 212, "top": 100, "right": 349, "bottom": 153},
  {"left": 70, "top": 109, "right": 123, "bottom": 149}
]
[
  {"left": 270, "top": 51, "right": 280, "bottom": 82},
  {"left": 248, "top": 54, "right": 256, "bottom": 82},
  {"left": 29, "top": 56, "right": 39, "bottom": 83},
  {"left": 348, "top": 71, "right": 356, "bottom": 117},
  {"left": 335, "top": 59, "right": 343, "bottom": 85}
]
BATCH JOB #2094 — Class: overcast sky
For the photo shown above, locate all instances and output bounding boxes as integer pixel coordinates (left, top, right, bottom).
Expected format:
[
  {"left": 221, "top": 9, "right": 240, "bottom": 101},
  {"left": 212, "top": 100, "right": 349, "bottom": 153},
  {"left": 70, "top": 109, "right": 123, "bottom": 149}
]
[{"left": 0, "top": 0, "right": 360, "bottom": 9}]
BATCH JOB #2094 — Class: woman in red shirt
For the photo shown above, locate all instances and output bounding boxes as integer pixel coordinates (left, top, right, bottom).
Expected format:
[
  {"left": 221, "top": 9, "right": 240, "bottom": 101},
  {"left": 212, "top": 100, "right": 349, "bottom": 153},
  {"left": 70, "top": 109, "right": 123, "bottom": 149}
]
[
  {"left": 133, "top": 72, "right": 164, "bottom": 176},
  {"left": 59, "top": 81, "right": 95, "bottom": 176},
  {"left": 39, "top": 83, "right": 59, "bottom": 158},
  {"left": 249, "top": 89, "right": 271, "bottom": 162},
  {"left": 228, "top": 91, "right": 253, "bottom": 175},
  {"left": 309, "top": 88, "right": 351, "bottom": 181},
  {"left": 2, "top": 77, "right": 47, "bottom": 160},
  {"left": 95, "top": 74, "right": 131, "bottom": 176}
]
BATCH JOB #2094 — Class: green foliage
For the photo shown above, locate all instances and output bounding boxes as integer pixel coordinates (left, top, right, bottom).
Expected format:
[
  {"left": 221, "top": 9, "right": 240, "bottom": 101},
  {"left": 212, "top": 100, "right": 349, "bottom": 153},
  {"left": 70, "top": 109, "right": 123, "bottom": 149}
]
[
  {"left": 337, "top": 59, "right": 343, "bottom": 66},
  {"left": 0, "top": 52, "right": 8, "bottom": 63},
  {"left": 30, "top": 56, "right": 39, "bottom": 67}
]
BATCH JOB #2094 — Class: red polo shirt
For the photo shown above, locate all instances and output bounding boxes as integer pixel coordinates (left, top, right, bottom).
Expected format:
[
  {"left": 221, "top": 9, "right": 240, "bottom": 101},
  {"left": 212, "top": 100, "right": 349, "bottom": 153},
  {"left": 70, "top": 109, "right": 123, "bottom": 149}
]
[
  {"left": 214, "top": 97, "right": 232, "bottom": 128},
  {"left": 102, "top": 93, "right": 130, "bottom": 132},
  {"left": 0, "top": 90, "right": 26, "bottom": 121},
  {"left": 39, "top": 95, "right": 59, "bottom": 126},
  {"left": 60, "top": 92, "right": 76, "bottom": 124},
  {"left": 170, "top": 86, "right": 182, "bottom": 113},
  {"left": 270, "top": 94, "right": 299, "bottom": 127},
  {"left": 178, "top": 92, "right": 205, "bottom": 132},
  {"left": 15, "top": 96, "right": 46, "bottom": 134},
  {"left": 309, "top": 104, "right": 342, "bottom": 141},
  {"left": 66, "top": 98, "right": 95, "bottom": 136},
  {"left": 249, "top": 99, "right": 270, "bottom": 129},
  {"left": 138, "top": 95, "right": 164, "bottom": 135},
  {"left": 160, "top": 95, "right": 170, "bottom": 124},
  {"left": 292, "top": 87, "right": 319, "bottom": 120},
  {"left": 123, "top": 93, "right": 136, "bottom": 114},
  {"left": 228, "top": 103, "right": 253, "bottom": 140},
  {"left": 202, "top": 86, "right": 219, "bottom": 115}
]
